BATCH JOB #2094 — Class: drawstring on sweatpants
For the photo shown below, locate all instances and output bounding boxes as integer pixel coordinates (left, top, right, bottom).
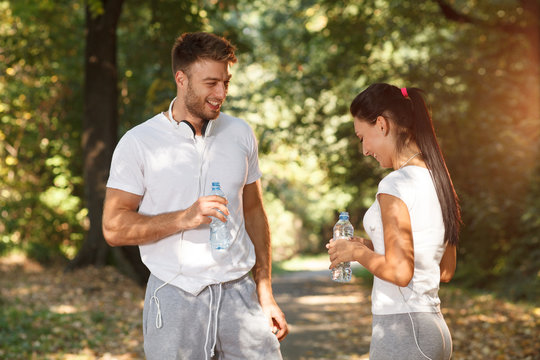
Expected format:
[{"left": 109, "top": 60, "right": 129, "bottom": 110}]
[
  {"left": 151, "top": 273, "right": 182, "bottom": 329},
  {"left": 204, "top": 283, "right": 223, "bottom": 359},
  {"left": 151, "top": 277, "right": 225, "bottom": 359}
]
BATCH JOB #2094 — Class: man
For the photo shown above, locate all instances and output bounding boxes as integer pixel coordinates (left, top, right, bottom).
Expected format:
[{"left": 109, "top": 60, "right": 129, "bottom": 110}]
[{"left": 102, "top": 32, "right": 288, "bottom": 360}]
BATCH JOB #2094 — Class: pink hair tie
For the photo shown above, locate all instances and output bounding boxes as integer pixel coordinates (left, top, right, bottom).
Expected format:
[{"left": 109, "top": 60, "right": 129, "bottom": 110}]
[{"left": 401, "top": 87, "right": 408, "bottom": 98}]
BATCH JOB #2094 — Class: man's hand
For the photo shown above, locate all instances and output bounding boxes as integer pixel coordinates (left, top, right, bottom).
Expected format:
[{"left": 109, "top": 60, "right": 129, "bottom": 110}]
[
  {"left": 260, "top": 297, "right": 289, "bottom": 341},
  {"left": 103, "top": 188, "right": 230, "bottom": 246},
  {"left": 181, "top": 195, "right": 230, "bottom": 229}
]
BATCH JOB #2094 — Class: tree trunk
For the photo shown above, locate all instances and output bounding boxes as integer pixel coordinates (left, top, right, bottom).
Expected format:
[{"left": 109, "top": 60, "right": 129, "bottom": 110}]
[
  {"left": 521, "top": 0, "right": 540, "bottom": 150},
  {"left": 68, "top": 0, "right": 149, "bottom": 285}
]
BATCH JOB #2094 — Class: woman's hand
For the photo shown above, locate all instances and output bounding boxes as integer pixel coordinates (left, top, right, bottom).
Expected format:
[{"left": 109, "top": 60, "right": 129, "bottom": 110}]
[{"left": 326, "top": 236, "right": 369, "bottom": 269}]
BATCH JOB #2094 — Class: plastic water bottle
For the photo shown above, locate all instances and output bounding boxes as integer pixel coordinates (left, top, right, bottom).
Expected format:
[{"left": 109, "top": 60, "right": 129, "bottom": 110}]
[
  {"left": 332, "top": 211, "right": 353, "bottom": 282},
  {"left": 209, "top": 182, "right": 231, "bottom": 250}
]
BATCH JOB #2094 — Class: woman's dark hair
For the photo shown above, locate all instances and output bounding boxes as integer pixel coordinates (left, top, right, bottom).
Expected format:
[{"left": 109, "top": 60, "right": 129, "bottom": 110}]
[
  {"left": 350, "top": 83, "right": 461, "bottom": 246},
  {"left": 171, "top": 32, "right": 237, "bottom": 76}
]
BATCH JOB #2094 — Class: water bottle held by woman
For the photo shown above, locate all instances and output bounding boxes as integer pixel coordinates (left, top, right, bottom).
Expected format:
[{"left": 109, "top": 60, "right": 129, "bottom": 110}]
[{"left": 332, "top": 212, "right": 353, "bottom": 282}]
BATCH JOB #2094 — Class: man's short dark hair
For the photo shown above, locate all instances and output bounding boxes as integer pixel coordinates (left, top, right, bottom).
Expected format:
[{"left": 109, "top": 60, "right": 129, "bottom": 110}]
[{"left": 171, "top": 32, "right": 237, "bottom": 76}]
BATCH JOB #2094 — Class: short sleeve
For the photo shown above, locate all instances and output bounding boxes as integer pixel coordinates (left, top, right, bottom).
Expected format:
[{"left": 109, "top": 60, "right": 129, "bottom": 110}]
[
  {"left": 376, "top": 171, "right": 415, "bottom": 211},
  {"left": 106, "top": 132, "right": 145, "bottom": 196},
  {"left": 245, "top": 126, "right": 262, "bottom": 184}
]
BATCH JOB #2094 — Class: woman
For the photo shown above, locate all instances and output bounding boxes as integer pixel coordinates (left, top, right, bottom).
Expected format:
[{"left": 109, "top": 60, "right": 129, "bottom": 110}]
[{"left": 327, "top": 83, "right": 461, "bottom": 360}]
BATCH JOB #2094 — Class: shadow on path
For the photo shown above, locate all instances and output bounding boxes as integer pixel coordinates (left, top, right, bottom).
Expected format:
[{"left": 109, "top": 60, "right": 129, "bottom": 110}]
[{"left": 273, "top": 269, "right": 372, "bottom": 360}]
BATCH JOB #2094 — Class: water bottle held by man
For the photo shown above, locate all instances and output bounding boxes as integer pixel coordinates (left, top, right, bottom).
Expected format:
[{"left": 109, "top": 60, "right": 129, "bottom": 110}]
[
  {"left": 209, "top": 182, "right": 232, "bottom": 250},
  {"left": 332, "top": 212, "right": 353, "bottom": 282}
]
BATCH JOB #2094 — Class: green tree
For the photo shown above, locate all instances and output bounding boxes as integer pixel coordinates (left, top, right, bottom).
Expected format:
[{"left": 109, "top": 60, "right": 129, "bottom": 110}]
[
  {"left": 216, "top": 0, "right": 539, "bottom": 298},
  {"left": 0, "top": 0, "right": 231, "bottom": 282},
  {"left": 69, "top": 0, "right": 218, "bottom": 282},
  {"left": 68, "top": 0, "right": 127, "bottom": 273},
  {"left": 423, "top": 0, "right": 540, "bottom": 293},
  {"left": 1, "top": 0, "right": 538, "bottom": 299},
  {"left": 0, "top": 0, "right": 86, "bottom": 262}
]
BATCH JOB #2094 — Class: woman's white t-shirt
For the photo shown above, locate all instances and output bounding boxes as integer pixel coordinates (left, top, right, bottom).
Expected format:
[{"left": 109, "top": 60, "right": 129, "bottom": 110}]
[{"left": 363, "top": 166, "right": 447, "bottom": 315}]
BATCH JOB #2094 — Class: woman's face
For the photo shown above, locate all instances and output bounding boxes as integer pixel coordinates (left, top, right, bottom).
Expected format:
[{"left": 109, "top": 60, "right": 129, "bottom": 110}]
[{"left": 353, "top": 116, "right": 394, "bottom": 168}]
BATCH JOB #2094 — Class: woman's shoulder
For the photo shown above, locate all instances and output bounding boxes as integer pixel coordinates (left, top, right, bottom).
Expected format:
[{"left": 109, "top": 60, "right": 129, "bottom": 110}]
[
  {"left": 381, "top": 167, "right": 416, "bottom": 184},
  {"left": 388, "top": 166, "right": 430, "bottom": 182},
  {"left": 379, "top": 166, "right": 429, "bottom": 195}
]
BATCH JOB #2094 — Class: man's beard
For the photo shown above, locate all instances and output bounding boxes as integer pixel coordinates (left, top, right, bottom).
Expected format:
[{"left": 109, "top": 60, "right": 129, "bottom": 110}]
[{"left": 184, "top": 82, "right": 220, "bottom": 121}]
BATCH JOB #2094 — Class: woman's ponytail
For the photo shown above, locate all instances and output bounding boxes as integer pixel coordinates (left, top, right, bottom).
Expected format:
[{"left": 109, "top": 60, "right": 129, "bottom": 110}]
[{"left": 407, "top": 88, "right": 461, "bottom": 246}]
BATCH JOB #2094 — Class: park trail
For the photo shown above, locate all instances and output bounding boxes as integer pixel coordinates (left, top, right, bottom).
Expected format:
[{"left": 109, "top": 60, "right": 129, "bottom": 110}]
[
  {"left": 2, "top": 254, "right": 538, "bottom": 359},
  {"left": 274, "top": 262, "right": 372, "bottom": 360}
]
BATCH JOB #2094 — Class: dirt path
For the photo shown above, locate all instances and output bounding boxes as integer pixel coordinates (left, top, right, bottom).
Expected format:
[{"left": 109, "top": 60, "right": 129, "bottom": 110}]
[
  {"left": 273, "top": 264, "right": 540, "bottom": 360},
  {"left": 1, "top": 255, "right": 538, "bottom": 359},
  {"left": 274, "top": 269, "right": 372, "bottom": 360}
]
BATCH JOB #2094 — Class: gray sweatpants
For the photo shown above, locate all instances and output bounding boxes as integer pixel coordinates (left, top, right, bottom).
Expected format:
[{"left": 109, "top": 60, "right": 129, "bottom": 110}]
[
  {"left": 370, "top": 312, "right": 452, "bottom": 360},
  {"left": 143, "top": 274, "right": 282, "bottom": 360}
]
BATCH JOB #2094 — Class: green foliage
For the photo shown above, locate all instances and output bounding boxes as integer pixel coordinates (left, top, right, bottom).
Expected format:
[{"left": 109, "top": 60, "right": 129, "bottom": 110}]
[
  {"left": 216, "top": 0, "right": 386, "bottom": 254},
  {"left": 0, "top": 0, "right": 86, "bottom": 262},
  {"left": 219, "top": 0, "right": 540, "bottom": 296},
  {"left": 403, "top": 1, "right": 540, "bottom": 293},
  {"left": 117, "top": 0, "right": 209, "bottom": 129},
  {"left": 498, "top": 157, "right": 540, "bottom": 300},
  {"left": 1, "top": 0, "right": 538, "bottom": 298},
  {"left": 87, "top": 0, "right": 104, "bottom": 17}
]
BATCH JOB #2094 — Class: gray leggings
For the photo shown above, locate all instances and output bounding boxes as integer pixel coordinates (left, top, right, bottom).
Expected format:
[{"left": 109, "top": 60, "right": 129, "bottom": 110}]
[{"left": 370, "top": 312, "right": 452, "bottom": 360}]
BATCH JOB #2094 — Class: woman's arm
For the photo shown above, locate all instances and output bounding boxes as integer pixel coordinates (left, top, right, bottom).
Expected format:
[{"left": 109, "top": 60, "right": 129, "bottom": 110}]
[
  {"left": 440, "top": 244, "right": 456, "bottom": 282},
  {"left": 328, "top": 193, "right": 414, "bottom": 287}
]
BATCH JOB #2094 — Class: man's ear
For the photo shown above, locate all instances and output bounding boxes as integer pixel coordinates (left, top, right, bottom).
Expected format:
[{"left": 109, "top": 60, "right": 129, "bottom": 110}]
[{"left": 175, "top": 70, "right": 187, "bottom": 88}]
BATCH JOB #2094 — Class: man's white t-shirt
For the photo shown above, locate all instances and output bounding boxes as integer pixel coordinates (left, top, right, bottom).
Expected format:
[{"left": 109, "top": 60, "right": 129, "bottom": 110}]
[
  {"left": 363, "top": 166, "right": 447, "bottom": 315},
  {"left": 107, "top": 112, "right": 262, "bottom": 295}
]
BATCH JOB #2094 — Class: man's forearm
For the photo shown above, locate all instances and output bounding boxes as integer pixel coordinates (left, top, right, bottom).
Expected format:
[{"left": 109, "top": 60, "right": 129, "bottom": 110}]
[
  {"left": 242, "top": 181, "right": 289, "bottom": 340},
  {"left": 102, "top": 189, "right": 229, "bottom": 247},
  {"left": 245, "top": 207, "right": 274, "bottom": 299},
  {"left": 103, "top": 209, "right": 185, "bottom": 247}
]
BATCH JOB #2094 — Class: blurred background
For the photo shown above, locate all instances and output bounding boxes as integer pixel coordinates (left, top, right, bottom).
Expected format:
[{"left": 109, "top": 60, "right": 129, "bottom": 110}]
[{"left": 1, "top": 0, "right": 538, "bottom": 306}]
